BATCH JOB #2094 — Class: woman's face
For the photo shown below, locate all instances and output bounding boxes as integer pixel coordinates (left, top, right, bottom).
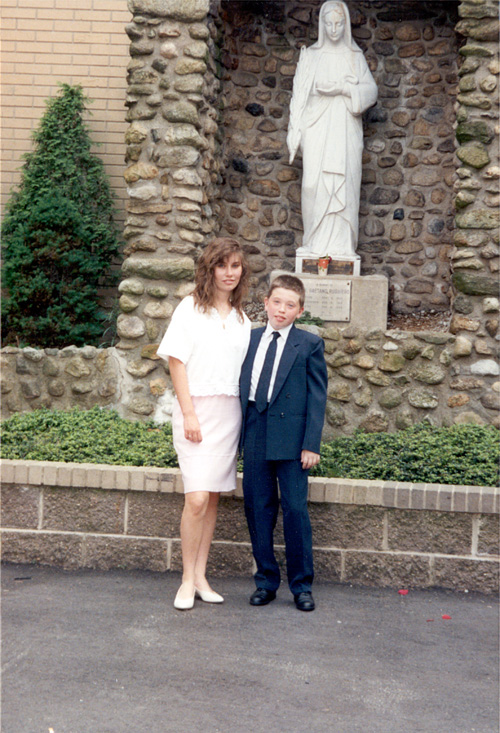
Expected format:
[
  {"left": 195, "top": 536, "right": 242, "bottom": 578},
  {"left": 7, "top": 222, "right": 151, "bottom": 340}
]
[
  {"left": 324, "top": 9, "right": 345, "bottom": 43},
  {"left": 213, "top": 253, "right": 243, "bottom": 294}
]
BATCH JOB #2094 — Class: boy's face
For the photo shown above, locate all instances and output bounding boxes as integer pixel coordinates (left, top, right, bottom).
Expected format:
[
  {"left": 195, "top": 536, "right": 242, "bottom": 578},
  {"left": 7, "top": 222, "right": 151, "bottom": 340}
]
[{"left": 264, "top": 287, "right": 304, "bottom": 330}]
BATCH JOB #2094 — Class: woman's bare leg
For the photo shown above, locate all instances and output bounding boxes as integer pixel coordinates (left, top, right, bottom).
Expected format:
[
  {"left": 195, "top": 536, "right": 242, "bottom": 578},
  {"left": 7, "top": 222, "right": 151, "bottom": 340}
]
[
  {"left": 176, "top": 491, "right": 210, "bottom": 600},
  {"left": 193, "top": 492, "right": 220, "bottom": 591}
]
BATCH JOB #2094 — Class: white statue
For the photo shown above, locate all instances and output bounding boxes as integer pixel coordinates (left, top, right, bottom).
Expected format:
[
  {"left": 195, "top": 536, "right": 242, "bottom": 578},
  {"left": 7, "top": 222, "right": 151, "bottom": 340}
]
[{"left": 287, "top": 1, "right": 378, "bottom": 259}]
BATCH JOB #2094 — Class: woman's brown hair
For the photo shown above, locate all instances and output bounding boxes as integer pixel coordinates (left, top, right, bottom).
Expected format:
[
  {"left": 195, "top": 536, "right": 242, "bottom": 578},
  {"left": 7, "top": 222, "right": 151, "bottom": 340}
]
[{"left": 193, "top": 237, "right": 249, "bottom": 319}]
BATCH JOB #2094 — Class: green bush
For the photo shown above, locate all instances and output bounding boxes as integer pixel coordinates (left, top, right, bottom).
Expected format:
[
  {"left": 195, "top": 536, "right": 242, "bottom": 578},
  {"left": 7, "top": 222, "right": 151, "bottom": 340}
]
[
  {"left": 1, "top": 408, "right": 498, "bottom": 486},
  {"left": 310, "top": 423, "right": 499, "bottom": 487},
  {"left": 0, "top": 408, "right": 177, "bottom": 468},
  {"left": 1, "top": 84, "right": 121, "bottom": 347}
]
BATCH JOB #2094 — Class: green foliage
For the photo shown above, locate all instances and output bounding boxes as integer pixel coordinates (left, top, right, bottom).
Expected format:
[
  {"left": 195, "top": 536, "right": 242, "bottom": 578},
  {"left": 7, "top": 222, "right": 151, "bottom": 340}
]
[
  {"left": 1, "top": 409, "right": 498, "bottom": 486},
  {"left": 0, "top": 407, "right": 177, "bottom": 468},
  {"left": 296, "top": 311, "right": 325, "bottom": 326},
  {"left": 2, "top": 84, "right": 121, "bottom": 347},
  {"left": 310, "top": 423, "right": 499, "bottom": 487}
]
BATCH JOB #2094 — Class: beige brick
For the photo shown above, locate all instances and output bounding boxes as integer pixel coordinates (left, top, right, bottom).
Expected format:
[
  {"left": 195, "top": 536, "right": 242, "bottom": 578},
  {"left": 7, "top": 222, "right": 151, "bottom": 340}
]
[
  {"left": 129, "top": 468, "right": 145, "bottom": 492},
  {"left": 42, "top": 463, "right": 59, "bottom": 486},
  {"left": 71, "top": 466, "right": 88, "bottom": 488},
  {"left": 337, "top": 482, "right": 353, "bottom": 504},
  {"left": 27, "top": 464, "right": 44, "bottom": 485},
  {"left": 100, "top": 469, "right": 116, "bottom": 490},
  {"left": 57, "top": 465, "right": 73, "bottom": 487},
  {"left": 467, "top": 491, "right": 481, "bottom": 513},
  {"left": 145, "top": 472, "right": 160, "bottom": 492},
  {"left": 382, "top": 483, "right": 397, "bottom": 507},
  {"left": 481, "top": 488, "right": 496, "bottom": 514},
  {"left": 324, "top": 482, "right": 339, "bottom": 504},
  {"left": 114, "top": 468, "right": 130, "bottom": 491},
  {"left": 85, "top": 468, "right": 102, "bottom": 489},
  {"left": 308, "top": 481, "right": 325, "bottom": 503},
  {"left": 14, "top": 464, "right": 28, "bottom": 484},
  {"left": 395, "top": 484, "right": 411, "bottom": 509},
  {"left": 0, "top": 461, "right": 15, "bottom": 484},
  {"left": 158, "top": 472, "right": 175, "bottom": 493}
]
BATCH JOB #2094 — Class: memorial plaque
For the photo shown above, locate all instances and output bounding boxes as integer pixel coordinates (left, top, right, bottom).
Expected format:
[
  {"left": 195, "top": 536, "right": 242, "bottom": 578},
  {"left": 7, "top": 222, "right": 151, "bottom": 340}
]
[{"left": 302, "top": 278, "right": 351, "bottom": 322}]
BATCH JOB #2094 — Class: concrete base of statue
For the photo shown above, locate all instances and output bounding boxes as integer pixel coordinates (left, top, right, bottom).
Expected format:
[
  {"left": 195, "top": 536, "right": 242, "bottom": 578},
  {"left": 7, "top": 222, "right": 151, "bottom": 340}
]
[
  {"left": 295, "top": 251, "right": 361, "bottom": 277},
  {"left": 271, "top": 270, "right": 388, "bottom": 331}
]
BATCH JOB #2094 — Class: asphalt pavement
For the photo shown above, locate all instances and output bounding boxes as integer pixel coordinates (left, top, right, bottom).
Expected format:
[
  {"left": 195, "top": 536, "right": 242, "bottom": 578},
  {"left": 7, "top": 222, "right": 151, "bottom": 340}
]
[{"left": 1, "top": 563, "right": 499, "bottom": 733}]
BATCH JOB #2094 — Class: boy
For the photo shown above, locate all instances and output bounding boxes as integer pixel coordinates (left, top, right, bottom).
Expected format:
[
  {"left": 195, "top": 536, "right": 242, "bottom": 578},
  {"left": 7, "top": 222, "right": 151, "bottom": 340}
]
[{"left": 239, "top": 274, "right": 328, "bottom": 611}]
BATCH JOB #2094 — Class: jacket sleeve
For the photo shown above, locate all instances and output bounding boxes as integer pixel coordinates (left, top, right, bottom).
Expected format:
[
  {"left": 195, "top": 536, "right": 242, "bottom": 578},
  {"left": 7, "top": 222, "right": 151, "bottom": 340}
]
[{"left": 302, "top": 337, "right": 328, "bottom": 454}]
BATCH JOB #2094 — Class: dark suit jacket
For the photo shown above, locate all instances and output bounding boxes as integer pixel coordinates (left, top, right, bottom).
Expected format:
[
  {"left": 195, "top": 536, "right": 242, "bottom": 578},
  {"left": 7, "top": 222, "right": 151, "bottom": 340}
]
[{"left": 240, "top": 324, "right": 328, "bottom": 460}]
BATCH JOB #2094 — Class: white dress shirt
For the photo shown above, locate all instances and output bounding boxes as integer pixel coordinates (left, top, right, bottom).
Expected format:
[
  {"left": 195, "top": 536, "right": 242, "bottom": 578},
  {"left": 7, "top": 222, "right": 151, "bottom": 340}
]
[
  {"left": 157, "top": 295, "right": 251, "bottom": 396},
  {"left": 249, "top": 322, "right": 293, "bottom": 403}
]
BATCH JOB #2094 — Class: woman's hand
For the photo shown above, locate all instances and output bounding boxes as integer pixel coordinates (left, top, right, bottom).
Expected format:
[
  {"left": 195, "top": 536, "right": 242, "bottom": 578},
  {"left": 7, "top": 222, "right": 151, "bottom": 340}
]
[{"left": 184, "top": 412, "right": 202, "bottom": 443}]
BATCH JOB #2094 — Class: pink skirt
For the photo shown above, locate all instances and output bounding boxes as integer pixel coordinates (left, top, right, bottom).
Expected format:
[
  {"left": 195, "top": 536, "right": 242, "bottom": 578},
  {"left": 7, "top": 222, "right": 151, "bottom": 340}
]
[{"left": 172, "top": 395, "right": 241, "bottom": 494}]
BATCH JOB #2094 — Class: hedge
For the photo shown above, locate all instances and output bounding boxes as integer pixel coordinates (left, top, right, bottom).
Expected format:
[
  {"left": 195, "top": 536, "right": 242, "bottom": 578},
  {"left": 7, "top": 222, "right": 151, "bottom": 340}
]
[{"left": 1, "top": 407, "right": 498, "bottom": 487}]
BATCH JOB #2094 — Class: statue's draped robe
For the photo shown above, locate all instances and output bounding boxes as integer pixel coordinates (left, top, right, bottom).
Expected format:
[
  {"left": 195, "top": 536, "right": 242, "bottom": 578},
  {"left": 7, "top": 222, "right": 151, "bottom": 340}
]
[{"left": 289, "top": 46, "right": 378, "bottom": 257}]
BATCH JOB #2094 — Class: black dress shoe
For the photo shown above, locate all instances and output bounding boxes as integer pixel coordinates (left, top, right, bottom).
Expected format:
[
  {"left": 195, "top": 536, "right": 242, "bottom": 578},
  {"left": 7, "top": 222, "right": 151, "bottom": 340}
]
[
  {"left": 294, "top": 591, "right": 315, "bottom": 612},
  {"left": 250, "top": 588, "right": 276, "bottom": 606}
]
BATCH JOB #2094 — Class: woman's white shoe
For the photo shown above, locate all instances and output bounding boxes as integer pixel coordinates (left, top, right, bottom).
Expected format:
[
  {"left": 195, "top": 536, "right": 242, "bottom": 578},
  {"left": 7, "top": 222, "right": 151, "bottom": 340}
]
[
  {"left": 195, "top": 587, "right": 224, "bottom": 604},
  {"left": 174, "top": 586, "right": 195, "bottom": 610}
]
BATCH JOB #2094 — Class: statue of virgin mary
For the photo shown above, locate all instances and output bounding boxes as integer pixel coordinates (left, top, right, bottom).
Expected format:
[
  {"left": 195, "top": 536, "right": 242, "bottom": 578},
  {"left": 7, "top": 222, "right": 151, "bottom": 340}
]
[{"left": 287, "top": 1, "right": 378, "bottom": 259}]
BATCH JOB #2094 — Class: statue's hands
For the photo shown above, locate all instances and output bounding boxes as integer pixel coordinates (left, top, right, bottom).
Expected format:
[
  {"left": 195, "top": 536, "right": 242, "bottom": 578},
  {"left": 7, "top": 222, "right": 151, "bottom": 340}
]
[{"left": 316, "top": 81, "right": 343, "bottom": 97}]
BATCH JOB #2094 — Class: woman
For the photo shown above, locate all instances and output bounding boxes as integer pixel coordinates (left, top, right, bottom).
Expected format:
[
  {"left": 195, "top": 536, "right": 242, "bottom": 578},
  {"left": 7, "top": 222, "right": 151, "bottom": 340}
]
[
  {"left": 287, "top": 0, "right": 378, "bottom": 258},
  {"left": 157, "top": 237, "right": 251, "bottom": 610}
]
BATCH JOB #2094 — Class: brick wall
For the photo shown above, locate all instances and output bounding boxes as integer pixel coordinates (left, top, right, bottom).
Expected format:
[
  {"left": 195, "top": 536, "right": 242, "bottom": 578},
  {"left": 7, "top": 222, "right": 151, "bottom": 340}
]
[
  {"left": 1, "top": 0, "right": 130, "bottom": 224},
  {"left": 1, "top": 459, "right": 498, "bottom": 592}
]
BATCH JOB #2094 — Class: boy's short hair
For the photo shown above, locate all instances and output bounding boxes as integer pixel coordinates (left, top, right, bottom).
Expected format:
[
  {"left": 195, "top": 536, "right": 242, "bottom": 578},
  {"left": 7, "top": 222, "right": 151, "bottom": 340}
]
[{"left": 268, "top": 274, "right": 306, "bottom": 308}]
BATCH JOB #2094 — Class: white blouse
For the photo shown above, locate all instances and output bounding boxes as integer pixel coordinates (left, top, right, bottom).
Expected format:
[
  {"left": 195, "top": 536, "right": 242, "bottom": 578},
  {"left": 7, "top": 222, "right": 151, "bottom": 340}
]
[{"left": 157, "top": 295, "right": 251, "bottom": 397}]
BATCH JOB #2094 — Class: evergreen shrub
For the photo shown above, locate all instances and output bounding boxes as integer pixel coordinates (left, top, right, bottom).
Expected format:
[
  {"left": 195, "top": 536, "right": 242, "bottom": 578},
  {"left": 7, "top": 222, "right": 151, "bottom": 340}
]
[
  {"left": 1, "top": 84, "right": 121, "bottom": 347},
  {"left": 1, "top": 408, "right": 498, "bottom": 487}
]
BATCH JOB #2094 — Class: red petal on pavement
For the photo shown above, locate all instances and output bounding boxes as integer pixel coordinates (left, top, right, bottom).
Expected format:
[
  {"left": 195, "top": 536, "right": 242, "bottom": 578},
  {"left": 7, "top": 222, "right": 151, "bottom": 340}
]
[
  {"left": 442, "top": 614, "right": 452, "bottom": 620},
  {"left": 426, "top": 619, "right": 434, "bottom": 622},
  {"left": 398, "top": 589, "right": 409, "bottom": 595}
]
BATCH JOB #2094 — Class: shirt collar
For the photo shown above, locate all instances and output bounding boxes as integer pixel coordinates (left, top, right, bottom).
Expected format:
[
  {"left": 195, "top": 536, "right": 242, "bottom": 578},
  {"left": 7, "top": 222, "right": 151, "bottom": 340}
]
[{"left": 264, "top": 321, "right": 293, "bottom": 344}]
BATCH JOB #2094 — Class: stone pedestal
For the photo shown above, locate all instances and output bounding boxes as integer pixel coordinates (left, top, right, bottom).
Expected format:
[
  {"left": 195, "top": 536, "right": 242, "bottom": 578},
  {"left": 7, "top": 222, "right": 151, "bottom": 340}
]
[
  {"left": 271, "top": 271, "right": 388, "bottom": 330},
  {"left": 295, "top": 253, "right": 361, "bottom": 277}
]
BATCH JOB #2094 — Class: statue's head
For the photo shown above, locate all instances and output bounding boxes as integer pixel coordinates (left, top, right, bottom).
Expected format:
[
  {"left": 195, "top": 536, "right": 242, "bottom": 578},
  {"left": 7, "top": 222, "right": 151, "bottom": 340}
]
[
  {"left": 317, "top": 1, "right": 354, "bottom": 49},
  {"left": 323, "top": 4, "right": 346, "bottom": 44}
]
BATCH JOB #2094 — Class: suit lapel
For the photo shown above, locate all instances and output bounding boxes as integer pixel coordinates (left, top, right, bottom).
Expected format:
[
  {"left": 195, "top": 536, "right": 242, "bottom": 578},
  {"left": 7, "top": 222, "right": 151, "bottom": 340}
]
[{"left": 269, "top": 325, "right": 301, "bottom": 406}]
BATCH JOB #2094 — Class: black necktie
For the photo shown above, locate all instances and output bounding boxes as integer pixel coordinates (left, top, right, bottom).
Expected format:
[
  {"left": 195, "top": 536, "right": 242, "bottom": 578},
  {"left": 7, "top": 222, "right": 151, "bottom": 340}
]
[{"left": 255, "top": 331, "right": 280, "bottom": 412}]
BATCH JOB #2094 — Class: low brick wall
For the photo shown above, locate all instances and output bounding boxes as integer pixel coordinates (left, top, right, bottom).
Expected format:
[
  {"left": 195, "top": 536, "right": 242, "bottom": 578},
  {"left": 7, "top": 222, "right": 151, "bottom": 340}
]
[{"left": 1, "top": 459, "right": 498, "bottom": 593}]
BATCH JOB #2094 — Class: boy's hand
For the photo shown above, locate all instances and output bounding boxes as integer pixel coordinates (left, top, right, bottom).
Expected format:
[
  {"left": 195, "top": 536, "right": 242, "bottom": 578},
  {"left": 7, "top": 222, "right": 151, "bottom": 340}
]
[{"left": 301, "top": 450, "right": 320, "bottom": 470}]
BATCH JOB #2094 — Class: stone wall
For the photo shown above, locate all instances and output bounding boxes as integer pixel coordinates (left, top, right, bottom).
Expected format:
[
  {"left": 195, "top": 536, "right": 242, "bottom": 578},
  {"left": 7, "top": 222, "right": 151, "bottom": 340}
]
[
  {"left": 1, "top": 460, "right": 498, "bottom": 592},
  {"left": 452, "top": 0, "right": 500, "bottom": 343},
  {"left": 2, "top": 321, "right": 499, "bottom": 429}
]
